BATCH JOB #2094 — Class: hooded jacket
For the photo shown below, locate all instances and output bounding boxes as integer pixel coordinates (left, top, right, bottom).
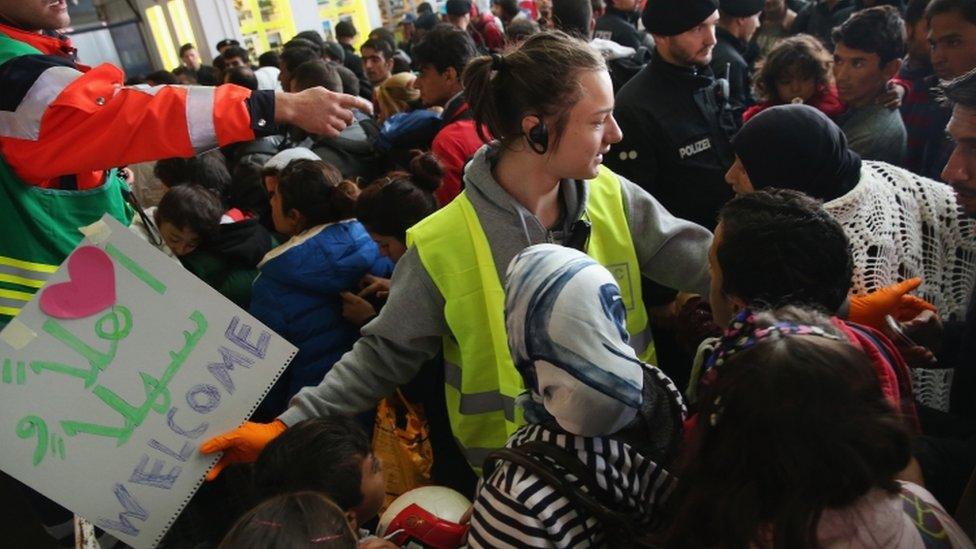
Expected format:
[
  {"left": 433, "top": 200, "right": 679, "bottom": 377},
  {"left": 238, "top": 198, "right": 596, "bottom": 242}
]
[
  {"left": 280, "top": 143, "right": 712, "bottom": 428},
  {"left": 181, "top": 217, "right": 276, "bottom": 309},
  {"left": 250, "top": 220, "right": 392, "bottom": 414}
]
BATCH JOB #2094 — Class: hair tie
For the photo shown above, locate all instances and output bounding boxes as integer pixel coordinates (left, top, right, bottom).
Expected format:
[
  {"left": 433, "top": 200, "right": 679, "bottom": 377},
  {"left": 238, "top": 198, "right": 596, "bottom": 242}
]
[
  {"left": 490, "top": 53, "right": 505, "bottom": 71},
  {"left": 702, "top": 308, "right": 841, "bottom": 379}
]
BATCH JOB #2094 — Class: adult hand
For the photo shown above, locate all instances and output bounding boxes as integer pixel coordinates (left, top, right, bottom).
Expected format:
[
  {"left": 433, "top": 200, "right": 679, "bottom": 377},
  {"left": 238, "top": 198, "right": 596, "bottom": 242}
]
[
  {"left": 341, "top": 291, "right": 378, "bottom": 326},
  {"left": 358, "top": 275, "right": 391, "bottom": 300},
  {"left": 847, "top": 278, "right": 937, "bottom": 330},
  {"left": 275, "top": 88, "right": 373, "bottom": 138},
  {"left": 902, "top": 309, "right": 944, "bottom": 352},
  {"left": 877, "top": 80, "right": 906, "bottom": 110},
  {"left": 199, "top": 419, "right": 287, "bottom": 481}
]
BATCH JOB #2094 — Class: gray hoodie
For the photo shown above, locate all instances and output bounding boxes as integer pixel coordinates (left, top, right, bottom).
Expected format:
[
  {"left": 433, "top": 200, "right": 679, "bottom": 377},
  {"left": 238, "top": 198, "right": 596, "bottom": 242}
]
[{"left": 279, "top": 144, "right": 713, "bottom": 426}]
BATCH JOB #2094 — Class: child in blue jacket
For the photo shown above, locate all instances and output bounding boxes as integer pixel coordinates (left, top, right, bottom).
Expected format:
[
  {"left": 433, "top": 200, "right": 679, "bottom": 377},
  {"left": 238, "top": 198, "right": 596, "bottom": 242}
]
[{"left": 250, "top": 158, "right": 392, "bottom": 417}]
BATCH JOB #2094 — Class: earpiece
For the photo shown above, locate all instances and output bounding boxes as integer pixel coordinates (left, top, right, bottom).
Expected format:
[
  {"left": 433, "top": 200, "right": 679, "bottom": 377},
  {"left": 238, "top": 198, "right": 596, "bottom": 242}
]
[{"left": 527, "top": 118, "right": 549, "bottom": 155}]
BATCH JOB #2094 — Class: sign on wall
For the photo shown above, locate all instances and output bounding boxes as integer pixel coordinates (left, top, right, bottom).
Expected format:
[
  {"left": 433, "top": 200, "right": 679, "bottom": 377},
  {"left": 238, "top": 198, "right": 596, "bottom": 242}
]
[{"left": 0, "top": 215, "right": 295, "bottom": 548}]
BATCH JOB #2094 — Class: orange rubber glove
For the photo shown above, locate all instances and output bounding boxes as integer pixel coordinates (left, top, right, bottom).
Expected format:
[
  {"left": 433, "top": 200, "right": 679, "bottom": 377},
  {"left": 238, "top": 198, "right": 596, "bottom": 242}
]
[
  {"left": 200, "top": 419, "right": 287, "bottom": 481},
  {"left": 848, "top": 278, "right": 937, "bottom": 330}
]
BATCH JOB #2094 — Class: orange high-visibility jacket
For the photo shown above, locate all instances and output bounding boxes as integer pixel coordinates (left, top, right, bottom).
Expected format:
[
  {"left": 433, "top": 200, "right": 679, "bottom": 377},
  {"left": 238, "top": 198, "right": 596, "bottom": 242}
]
[{"left": 0, "top": 21, "right": 276, "bottom": 190}]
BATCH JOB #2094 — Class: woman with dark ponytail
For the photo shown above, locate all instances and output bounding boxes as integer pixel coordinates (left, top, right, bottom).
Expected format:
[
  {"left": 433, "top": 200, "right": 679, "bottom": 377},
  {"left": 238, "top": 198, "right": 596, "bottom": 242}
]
[
  {"left": 248, "top": 159, "right": 393, "bottom": 417},
  {"left": 203, "top": 31, "right": 712, "bottom": 493}
]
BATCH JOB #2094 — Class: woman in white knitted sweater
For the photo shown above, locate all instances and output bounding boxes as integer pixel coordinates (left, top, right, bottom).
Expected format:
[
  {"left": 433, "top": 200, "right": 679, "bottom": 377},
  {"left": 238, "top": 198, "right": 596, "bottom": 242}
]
[{"left": 725, "top": 104, "right": 976, "bottom": 322}]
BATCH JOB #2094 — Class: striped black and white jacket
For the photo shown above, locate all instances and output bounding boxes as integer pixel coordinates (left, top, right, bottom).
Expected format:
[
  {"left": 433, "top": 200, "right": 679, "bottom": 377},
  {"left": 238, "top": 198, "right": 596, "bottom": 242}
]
[{"left": 467, "top": 423, "right": 678, "bottom": 548}]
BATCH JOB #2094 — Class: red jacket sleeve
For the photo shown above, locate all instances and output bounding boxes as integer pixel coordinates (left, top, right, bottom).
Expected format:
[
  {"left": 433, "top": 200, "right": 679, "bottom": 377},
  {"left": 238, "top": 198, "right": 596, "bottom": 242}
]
[
  {"left": 431, "top": 128, "right": 468, "bottom": 206},
  {"left": 0, "top": 62, "right": 262, "bottom": 184}
]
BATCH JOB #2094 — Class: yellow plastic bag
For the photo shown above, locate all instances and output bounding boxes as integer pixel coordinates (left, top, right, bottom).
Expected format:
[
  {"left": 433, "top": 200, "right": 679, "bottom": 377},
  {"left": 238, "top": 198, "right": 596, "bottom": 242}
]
[{"left": 373, "top": 389, "right": 433, "bottom": 509}]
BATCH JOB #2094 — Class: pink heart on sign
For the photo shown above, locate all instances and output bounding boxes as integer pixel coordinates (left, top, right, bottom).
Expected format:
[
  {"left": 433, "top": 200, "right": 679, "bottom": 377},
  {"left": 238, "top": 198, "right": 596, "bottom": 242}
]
[{"left": 39, "top": 246, "right": 117, "bottom": 319}]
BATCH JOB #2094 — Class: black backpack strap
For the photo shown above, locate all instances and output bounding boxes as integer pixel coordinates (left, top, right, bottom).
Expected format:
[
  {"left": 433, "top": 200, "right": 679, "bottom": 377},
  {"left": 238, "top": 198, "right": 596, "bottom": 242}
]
[{"left": 484, "top": 440, "right": 639, "bottom": 544}]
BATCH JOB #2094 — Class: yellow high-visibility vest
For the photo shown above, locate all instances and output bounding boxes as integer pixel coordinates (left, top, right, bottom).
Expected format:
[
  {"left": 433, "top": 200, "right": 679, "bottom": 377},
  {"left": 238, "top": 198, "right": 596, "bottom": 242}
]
[{"left": 407, "top": 165, "right": 652, "bottom": 470}]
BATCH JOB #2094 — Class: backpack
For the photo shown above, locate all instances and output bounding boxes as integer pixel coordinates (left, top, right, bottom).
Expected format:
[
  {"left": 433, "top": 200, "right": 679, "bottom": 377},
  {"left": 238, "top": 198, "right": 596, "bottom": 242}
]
[{"left": 483, "top": 440, "right": 661, "bottom": 548}]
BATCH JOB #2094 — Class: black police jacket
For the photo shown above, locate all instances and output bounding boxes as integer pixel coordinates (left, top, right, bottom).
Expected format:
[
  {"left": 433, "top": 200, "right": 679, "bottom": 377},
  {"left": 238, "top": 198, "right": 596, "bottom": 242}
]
[
  {"left": 710, "top": 27, "right": 754, "bottom": 118},
  {"left": 606, "top": 51, "right": 739, "bottom": 230},
  {"left": 594, "top": 8, "right": 647, "bottom": 50}
]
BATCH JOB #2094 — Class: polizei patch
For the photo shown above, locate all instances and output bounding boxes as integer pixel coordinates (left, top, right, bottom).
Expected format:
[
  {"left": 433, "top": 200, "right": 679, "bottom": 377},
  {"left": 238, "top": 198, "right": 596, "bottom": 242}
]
[{"left": 678, "top": 138, "right": 712, "bottom": 159}]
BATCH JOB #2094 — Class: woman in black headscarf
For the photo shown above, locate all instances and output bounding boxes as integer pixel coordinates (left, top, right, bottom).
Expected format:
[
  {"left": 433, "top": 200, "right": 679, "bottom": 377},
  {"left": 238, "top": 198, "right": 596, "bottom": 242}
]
[
  {"left": 726, "top": 104, "right": 861, "bottom": 200},
  {"left": 724, "top": 103, "right": 976, "bottom": 335}
]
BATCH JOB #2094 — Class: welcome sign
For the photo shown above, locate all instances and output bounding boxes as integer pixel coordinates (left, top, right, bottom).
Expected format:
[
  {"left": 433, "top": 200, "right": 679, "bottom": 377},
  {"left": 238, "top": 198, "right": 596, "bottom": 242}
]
[{"left": 0, "top": 215, "right": 295, "bottom": 548}]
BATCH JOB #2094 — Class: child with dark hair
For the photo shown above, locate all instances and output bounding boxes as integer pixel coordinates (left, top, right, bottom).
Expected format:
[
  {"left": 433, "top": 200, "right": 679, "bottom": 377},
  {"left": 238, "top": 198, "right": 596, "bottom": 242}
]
[
  {"left": 341, "top": 151, "right": 441, "bottom": 326},
  {"left": 252, "top": 418, "right": 386, "bottom": 537},
  {"left": 289, "top": 62, "right": 385, "bottom": 182},
  {"left": 153, "top": 152, "right": 232, "bottom": 200},
  {"left": 279, "top": 46, "right": 321, "bottom": 92},
  {"left": 692, "top": 188, "right": 923, "bottom": 427},
  {"left": 292, "top": 59, "right": 343, "bottom": 93},
  {"left": 249, "top": 159, "right": 392, "bottom": 415},
  {"left": 223, "top": 65, "right": 258, "bottom": 90},
  {"left": 131, "top": 177, "right": 275, "bottom": 308},
  {"left": 219, "top": 492, "right": 358, "bottom": 549},
  {"left": 666, "top": 307, "right": 970, "bottom": 548},
  {"left": 744, "top": 34, "right": 845, "bottom": 122},
  {"left": 148, "top": 183, "right": 223, "bottom": 258}
]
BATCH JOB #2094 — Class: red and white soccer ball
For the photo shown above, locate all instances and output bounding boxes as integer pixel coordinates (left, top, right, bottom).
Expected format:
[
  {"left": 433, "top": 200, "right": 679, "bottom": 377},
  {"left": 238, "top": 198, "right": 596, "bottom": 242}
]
[{"left": 376, "top": 486, "right": 471, "bottom": 549}]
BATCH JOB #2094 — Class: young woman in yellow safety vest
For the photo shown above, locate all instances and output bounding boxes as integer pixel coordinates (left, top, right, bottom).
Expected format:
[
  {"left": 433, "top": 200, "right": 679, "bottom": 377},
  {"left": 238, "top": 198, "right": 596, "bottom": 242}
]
[{"left": 201, "top": 30, "right": 716, "bottom": 479}]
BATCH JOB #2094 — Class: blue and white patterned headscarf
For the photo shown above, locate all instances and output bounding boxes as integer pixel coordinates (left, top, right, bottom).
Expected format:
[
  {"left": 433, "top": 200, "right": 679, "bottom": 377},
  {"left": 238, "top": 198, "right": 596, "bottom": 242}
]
[{"left": 505, "top": 244, "right": 644, "bottom": 437}]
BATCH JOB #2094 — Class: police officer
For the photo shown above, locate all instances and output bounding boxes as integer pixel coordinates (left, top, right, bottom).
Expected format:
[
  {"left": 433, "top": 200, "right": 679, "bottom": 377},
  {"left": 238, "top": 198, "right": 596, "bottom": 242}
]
[
  {"left": 606, "top": 0, "right": 738, "bottom": 231},
  {"left": 710, "top": 0, "right": 764, "bottom": 117},
  {"left": 593, "top": 0, "right": 652, "bottom": 50}
]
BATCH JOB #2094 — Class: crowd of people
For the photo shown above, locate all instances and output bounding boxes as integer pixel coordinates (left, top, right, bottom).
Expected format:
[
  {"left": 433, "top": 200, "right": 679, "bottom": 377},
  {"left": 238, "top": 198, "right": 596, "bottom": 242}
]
[{"left": 3, "top": 0, "right": 976, "bottom": 545}]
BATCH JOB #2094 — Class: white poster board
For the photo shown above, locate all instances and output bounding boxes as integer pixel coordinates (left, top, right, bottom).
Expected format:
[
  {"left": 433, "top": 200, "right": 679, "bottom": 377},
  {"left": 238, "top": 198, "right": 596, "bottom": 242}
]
[{"left": 0, "top": 215, "right": 296, "bottom": 548}]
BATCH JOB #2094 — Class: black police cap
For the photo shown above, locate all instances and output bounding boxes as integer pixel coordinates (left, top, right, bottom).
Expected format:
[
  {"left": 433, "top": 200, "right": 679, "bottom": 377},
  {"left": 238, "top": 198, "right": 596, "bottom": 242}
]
[{"left": 641, "top": 0, "right": 718, "bottom": 36}]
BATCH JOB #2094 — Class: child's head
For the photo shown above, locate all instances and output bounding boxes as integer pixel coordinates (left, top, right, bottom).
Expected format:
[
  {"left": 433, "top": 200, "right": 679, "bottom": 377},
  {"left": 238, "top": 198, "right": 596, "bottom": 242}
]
[
  {"left": 272, "top": 159, "right": 359, "bottom": 236},
  {"left": 753, "top": 34, "right": 833, "bottom": 105},
  {"left": 666, "top": 307, "right": 912, "bottom": 547},
  {"left": 253, "top": 417, "right": 386, "bottom": 532},
  {"left": 219, "top": 492, "right": 357, "bottom": 549},
  {"left": 153, "top": 184, "right": 223, "bottom": 256},
  {"left": 153, "top": 153, "right": 232, "bottom": 200},
  {"left": 357, "top": 151, "right": 441, "bottom": 261},
  {"left": 291, "top": 59, "right": 344, "bottom": 93}
]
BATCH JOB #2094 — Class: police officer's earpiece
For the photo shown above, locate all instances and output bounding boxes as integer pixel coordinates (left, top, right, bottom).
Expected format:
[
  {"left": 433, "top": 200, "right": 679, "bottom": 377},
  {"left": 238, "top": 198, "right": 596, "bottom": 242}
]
[{"left": 526, "top": 118, "right": 549, "bottom": 155}]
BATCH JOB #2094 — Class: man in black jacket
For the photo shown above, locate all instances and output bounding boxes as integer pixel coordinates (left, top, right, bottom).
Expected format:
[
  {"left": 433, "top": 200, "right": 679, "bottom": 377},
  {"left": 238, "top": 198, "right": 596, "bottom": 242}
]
[
  {"left": 607, "top": 0, "right": 737, "bottom": 391},
  {"left": 593, "top": 0, "right": 650, "bottom": 49},
  {"left": 335, "top": 20, "right": 373, "bottom": 100},
  {"left": 710, "top": 0, "right": 763, "bottom": 116},
  {"left": 607, "top": 0, "right": 737, "bottom": 230}
]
